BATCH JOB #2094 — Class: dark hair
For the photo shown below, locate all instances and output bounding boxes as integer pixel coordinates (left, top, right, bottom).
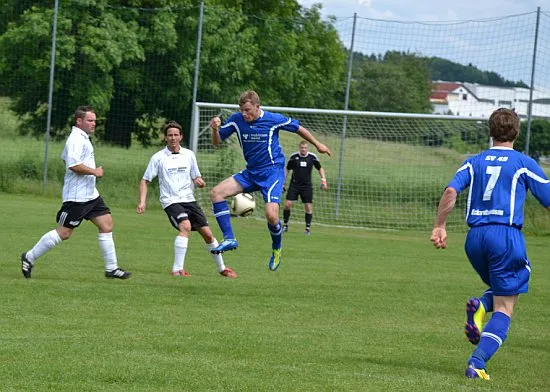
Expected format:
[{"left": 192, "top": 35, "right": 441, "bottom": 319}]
[
  {"left": 489, "top": 108, "right": 520, "bottom": 142},
  {"left": 239, "top": 90, "right": 260, "bottom": 106},
  {"left": 74, "top": 105, "right": 94, "bottom": 122},
  {"left": 163, "top": 120, "right": 183, "bottom": 136}
]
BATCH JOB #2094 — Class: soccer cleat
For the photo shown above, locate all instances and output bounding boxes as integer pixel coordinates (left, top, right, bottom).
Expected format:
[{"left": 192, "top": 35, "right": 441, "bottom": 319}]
[
  {"left": 465, "top": 298, "right": 486, "bottom": 345},
  {"left": 220, "top": 267, "right": 237, "bottom": 279},
  {"left": 171, "top": 270, "right": 191, "bottom": 277},
  {"left": 268, "top": 248, "right": 282, "bottom": 271},
  {"left": 283, "top": 225, "right": 288, "bottom": 233},
  {"left": 210, "top": 239, "right": 238, "bottom": 254},
  {"left": 305, "top": 228, "right": 311, "bottom": 235},
  {"left": 464, "top": 365, "right": 490, "bottom": 380},
  {"left": 105, "top": 268, "right": 132, "bottom": 279},
  {"left": 21, "top": 252, "right": 33, "bottom": 279}
]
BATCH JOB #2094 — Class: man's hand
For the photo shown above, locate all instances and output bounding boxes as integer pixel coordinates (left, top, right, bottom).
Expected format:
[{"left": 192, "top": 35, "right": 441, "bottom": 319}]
[
  {"left": 430, "top": 227, "right": 447, "bottom": 249},
  {"left": 136, "top": 202, "right": 146, "bottom": 214},
  {"left": 94, "top": 166, "right": 104, "bottom": 178},
  {"left": 316, "top": 143, "right": 332, "bottom": 157},
  {"left": 320, "top": 178, "right": 328, "bottom": 191},
  {"left": 193, "top": 177, "right": 206, "bottom": 188},
  {"left": 210, "top": 117, "right": 221, "bottom": 131}
]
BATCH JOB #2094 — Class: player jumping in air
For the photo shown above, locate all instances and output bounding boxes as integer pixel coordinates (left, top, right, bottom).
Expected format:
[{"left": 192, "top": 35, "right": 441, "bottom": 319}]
[{"left": 208, "top": 90, "right": 331, "bottom": 271}]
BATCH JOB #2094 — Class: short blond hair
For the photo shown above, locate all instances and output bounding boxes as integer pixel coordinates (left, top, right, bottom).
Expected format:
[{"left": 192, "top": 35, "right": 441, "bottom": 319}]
[{"left": 239, "top": 90, "right": 260, "bottom": 106}]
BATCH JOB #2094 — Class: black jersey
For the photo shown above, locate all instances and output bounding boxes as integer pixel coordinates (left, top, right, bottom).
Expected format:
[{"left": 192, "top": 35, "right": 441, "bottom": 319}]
[{"left": 286, "top": 152, "right": 322, "bottom": 186}]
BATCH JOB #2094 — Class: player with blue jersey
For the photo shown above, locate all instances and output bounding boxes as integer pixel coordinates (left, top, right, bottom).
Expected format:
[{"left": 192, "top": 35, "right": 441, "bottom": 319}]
[
  {"left": 431, "top": 108, "right": 550, "bottom": 380},
  {"left": 208, "top": 90, "right": 331, "bottom": 270}
]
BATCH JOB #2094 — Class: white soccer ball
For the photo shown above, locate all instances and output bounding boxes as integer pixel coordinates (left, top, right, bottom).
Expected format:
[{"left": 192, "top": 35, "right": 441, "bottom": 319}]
[{"left": 230, "top": 193, "right": 256, "bottom": 217}]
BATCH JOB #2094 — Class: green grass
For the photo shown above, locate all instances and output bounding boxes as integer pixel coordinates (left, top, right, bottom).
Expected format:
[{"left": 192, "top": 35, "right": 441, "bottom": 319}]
[{"left": 1, "top": 193, "right": 549, "bottom": 391}]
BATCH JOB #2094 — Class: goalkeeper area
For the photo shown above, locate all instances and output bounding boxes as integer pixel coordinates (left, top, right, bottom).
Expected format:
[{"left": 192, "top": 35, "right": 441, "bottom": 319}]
[{"left": 193, "top": 102, "right": 490, "bottom": 231}]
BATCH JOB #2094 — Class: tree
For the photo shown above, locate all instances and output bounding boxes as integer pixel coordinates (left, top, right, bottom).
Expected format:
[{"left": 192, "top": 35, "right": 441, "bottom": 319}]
[
  {"left": 515, "top": 119, "right": 550, "bottom": 162},
  {"left": 351, "top": 51, "right": 432, "bottom": 113},
  {"left": 425, "top": 56, "right": 528, "bottom": 88},
  {"left": 0, "top": 0, "right": 175, "bottom": 145},
  {"left": 0, "top": 0, "right": 346, "bottom": 146}
]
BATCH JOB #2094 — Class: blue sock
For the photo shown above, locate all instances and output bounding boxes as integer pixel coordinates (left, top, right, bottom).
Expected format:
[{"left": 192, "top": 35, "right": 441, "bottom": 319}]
[
  {"left": 212, "top": 201, "right": 234, "bottom": 240},
  {"left": 268, "top": 221, "right": 283, "bottom": 249},
  {"left": 480, "top": 289, "right": 494, "bottom": 313},
  {"left": 469, "top": 311, "right": 510, "bottom": 369}
]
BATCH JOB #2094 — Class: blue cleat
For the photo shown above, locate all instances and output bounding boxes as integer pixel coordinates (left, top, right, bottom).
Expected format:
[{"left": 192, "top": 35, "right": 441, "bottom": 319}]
[
  {"left": 210, "top": 239, "right": 238, "bottom": 254},
  {"left": 269, "top": 248, "right": 282, "bottom": 271},
  {"left": 465, "top": 297, "right": 486, "bottom": 345},
  {"left": 465, "top": 365, "right": 490, "bottom": 380}
]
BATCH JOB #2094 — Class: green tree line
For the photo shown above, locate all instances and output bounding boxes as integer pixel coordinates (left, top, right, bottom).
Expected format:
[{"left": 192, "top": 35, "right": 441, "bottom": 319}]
[{"left": 0, "top": 0, "right": 543, "bottom": 150}]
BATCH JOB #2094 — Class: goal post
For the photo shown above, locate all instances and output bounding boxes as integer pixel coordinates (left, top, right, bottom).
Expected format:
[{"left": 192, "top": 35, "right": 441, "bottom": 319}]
[{"left": 193, "top": 102, "right": 490, "bottom": 231}]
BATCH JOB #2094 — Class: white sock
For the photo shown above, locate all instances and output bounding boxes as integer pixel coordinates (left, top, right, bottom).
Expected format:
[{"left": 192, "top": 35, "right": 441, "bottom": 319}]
[
  {"left": 98, "top": 232, "right": 118, "bottom": 271},
  {"left": 27, "top": 229, "right": 62, "bottom": 263},
  {"left": 206, "top": 239, "right": 225, "bottom": 272},
  {"left": 174, "top": 236, "right": 189, "bottom": 272}
]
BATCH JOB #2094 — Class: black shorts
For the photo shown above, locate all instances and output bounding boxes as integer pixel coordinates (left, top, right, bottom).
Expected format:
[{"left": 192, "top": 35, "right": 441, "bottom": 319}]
[
  {"left": 286, "top": 184, "right": 313, "bottom": 203},
  {"left": 164, "top": 202, "right": 209, "bottom": 231},
  {"left": 56, "top": 196, "right": 111, "bottom": 229}
]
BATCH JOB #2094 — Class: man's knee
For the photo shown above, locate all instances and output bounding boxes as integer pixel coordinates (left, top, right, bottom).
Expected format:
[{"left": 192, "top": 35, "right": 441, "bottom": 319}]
[
  {"left": 210, "top": 183, "right": 234, "bottom": 202},
  {"left": 210, "top": 186, "right": 221, "bottom": 201},
  {"left": 56, "top": 226, "right": 73, "bottom": 241},
  {"left": 89, "top": 215, "right": 114, "bottom": 235}
]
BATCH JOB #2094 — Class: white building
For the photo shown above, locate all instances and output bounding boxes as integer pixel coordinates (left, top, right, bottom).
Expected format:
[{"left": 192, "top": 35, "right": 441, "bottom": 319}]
[{"left": 430, "top": 81, "right": 550, "bottom": 119}]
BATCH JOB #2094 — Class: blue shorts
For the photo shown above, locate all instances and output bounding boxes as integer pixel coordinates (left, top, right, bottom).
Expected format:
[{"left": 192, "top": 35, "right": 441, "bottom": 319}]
[
  {"left": 233, "top": 166, "right": 285, "bottom": 203},
  {"left": 465, "top": 225, "right": 531, "bottom": 296}
]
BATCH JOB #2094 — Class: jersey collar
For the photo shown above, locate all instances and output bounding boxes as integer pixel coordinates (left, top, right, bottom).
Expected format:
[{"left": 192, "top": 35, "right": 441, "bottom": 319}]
[
  {"left": 490, "top": 146, "right": 514, "bottom": 150},
  {"left": 164, "top": 146, "right": 182, "bottom": 155},
  {"left": 72, "top": 126, "right": 90, "bottom": 139}
]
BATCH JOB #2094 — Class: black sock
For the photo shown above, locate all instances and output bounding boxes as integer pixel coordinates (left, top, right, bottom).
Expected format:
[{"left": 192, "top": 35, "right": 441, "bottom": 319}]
[
  {"left": 305, "top": 212, "right": 312, "bottom": 229},
  {"left": 283, "top": 209, "right": 291, "bottom": 225}
]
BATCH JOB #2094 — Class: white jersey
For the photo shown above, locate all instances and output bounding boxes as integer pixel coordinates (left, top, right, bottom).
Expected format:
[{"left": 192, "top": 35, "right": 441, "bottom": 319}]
[
  {"left": 142, "top": 146, "right": 201, "bottom": 208},
  {"left": 61, "top": 126, "right": 100, "bottom": 202}
]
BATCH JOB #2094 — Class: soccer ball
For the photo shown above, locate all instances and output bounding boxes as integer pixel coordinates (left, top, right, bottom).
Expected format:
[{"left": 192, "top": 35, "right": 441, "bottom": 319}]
[{"left": 230, "top": 193, "right": 256, "bottom": 217}]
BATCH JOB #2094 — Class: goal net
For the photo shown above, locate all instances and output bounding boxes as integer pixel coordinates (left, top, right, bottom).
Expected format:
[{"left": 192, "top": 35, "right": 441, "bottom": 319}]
[{"left": 193, "top": 102, "right": 489, "bottom": 231}]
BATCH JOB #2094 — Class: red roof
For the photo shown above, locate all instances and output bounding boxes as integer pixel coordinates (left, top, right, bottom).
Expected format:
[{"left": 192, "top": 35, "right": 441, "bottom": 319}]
[
  {"left": 430, "top": 91, "right": 448, "bottom": 100},
  {"left": 430, "top": 82, "right": 463, "bottom": 102},
  {"left": 433, "top": 82, "right": 461, "bottom": 92}
]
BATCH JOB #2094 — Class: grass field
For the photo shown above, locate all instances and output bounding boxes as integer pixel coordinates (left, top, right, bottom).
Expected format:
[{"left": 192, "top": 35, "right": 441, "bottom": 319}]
[{"left": 1, "top": 193, "right": 549, "bottom": 391}]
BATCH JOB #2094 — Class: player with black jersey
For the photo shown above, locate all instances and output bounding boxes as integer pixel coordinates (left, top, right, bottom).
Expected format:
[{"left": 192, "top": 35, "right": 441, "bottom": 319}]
[{"left": 283, "top": 141, "right": 327, "bottom": 234}]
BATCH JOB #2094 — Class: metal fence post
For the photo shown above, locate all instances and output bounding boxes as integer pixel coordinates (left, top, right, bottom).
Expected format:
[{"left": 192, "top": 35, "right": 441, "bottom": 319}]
[
  {"left": 525, "top": 7, "right": 541, "bottom": 156},
  {"left": 42, "top": 0, "right": 59, "bottom": 193},
  {"left": 190, "top": 1, "right": 204, "bottom": 154},
  {"left": 335, "top": 13, "right": 357, "bottom": 218}
]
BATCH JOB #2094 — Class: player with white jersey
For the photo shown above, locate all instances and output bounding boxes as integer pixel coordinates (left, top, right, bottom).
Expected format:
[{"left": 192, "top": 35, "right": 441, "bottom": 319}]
[
  {"left": 431, "top": 108, "right": 550, "bottom": 380},
  {"left": 137, "top": 121, "right": 236, "bottom": 278},
  {"left": 20, "top": 105, "right": 131, "bottom": 279},
  {"left": 208, "top": 90, "right": 331, "bottom": 271}
]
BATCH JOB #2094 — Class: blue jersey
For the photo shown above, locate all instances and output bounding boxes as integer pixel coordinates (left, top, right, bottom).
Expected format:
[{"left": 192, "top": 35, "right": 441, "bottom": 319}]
[
  {"left": 219, "top": 109, "right": 300, "bottom": 170},
  {"left": 448, "top": 146, "right": 550, "bottom": 228}
]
